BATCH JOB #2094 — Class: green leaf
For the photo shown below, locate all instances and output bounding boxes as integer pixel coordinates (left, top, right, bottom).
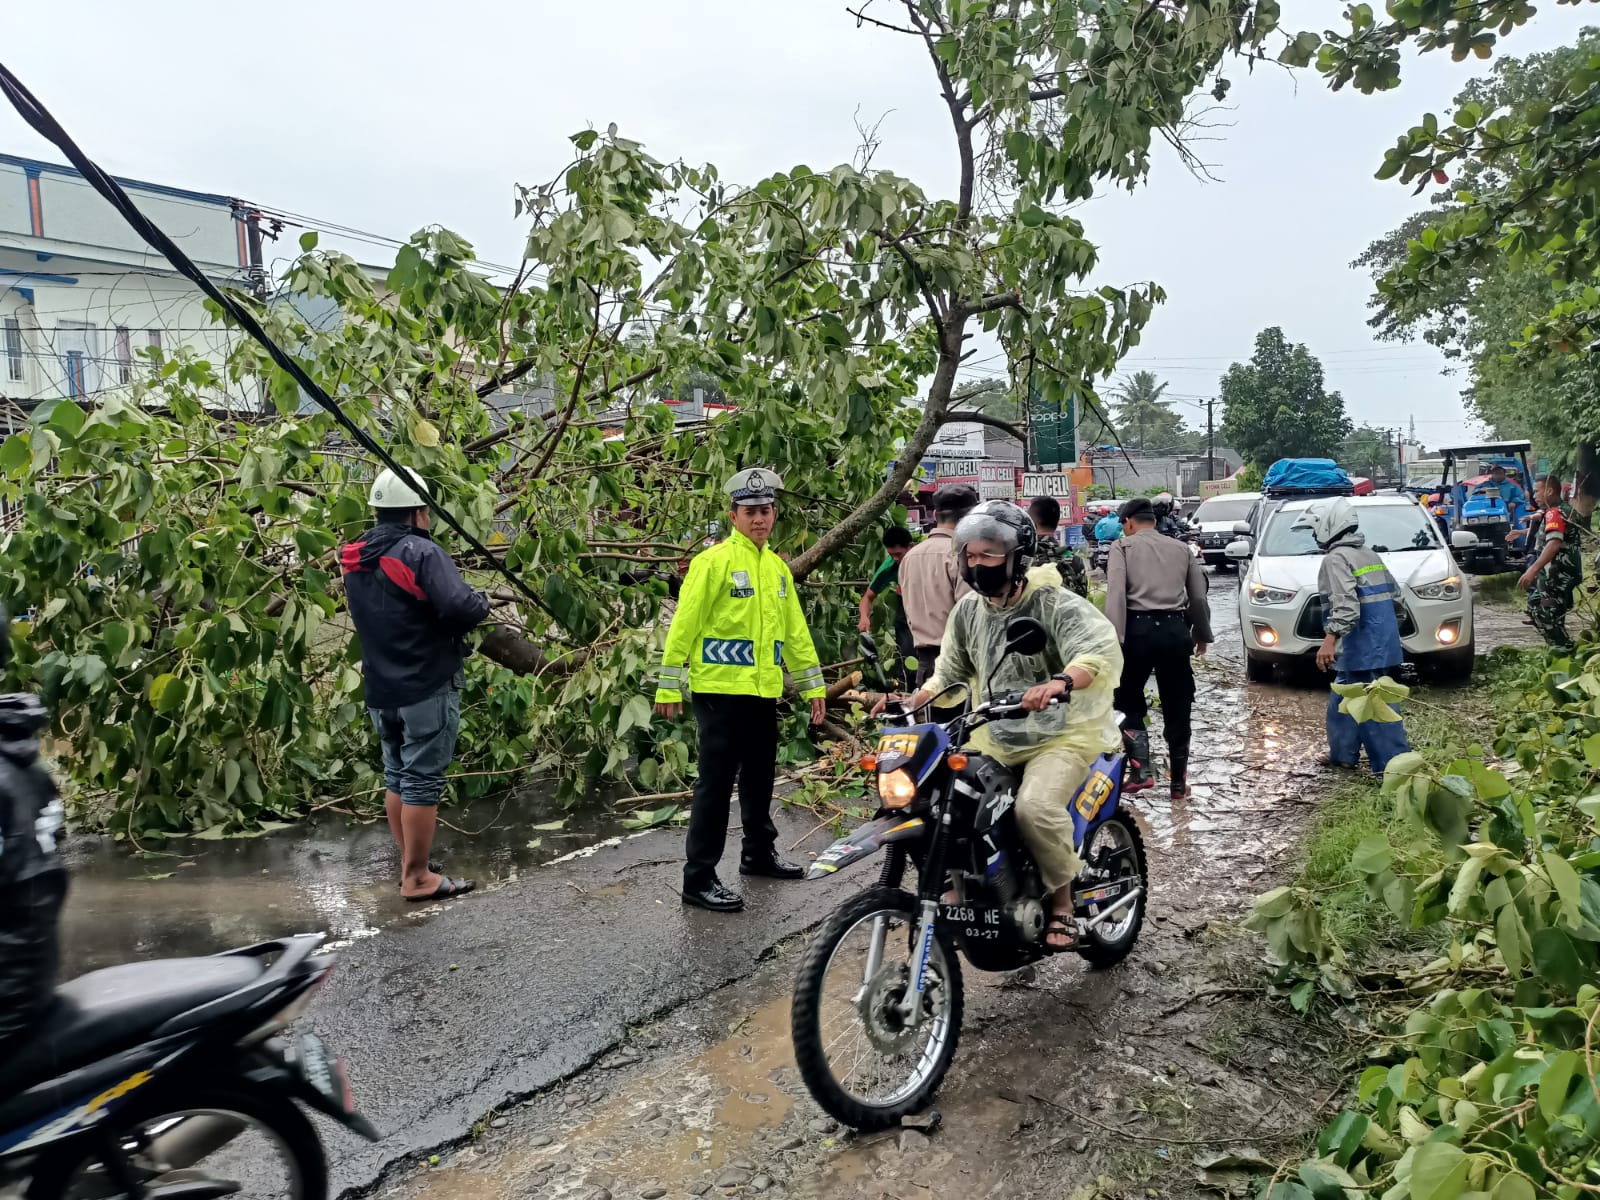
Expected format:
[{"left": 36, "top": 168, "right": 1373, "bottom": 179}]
[
  {"left": 1490, "top": 1173, "right": 1535, "bottom": 1200},
  {"left": 148, "top": 673, "right": 179, "bottom": 711},
  {"left": 616, "top": 694, "right": 653, "bottom": 738},
  {"left": 40, "top": 597, "right": 67, "bottom": 622},
  {"left": 1531, "top": 927, "right": 1586, "bottom": 995},
  {"left": 1351, "top": 834, "right": 1393, "bottom": 875},
  {"left": 1543, "top": 850, "right": 1582, "bottom": 924},
  {"left": 299, "top": 230, "right": 319, "bottom": 251},
  {"left": 223, "top": 759, "right": 241, "bottom": 800},
  {"left": 1318, "top": 1111, "right": 1369, "bottom": 1167},
  {"left": 412, "top": 419, "right": 440, "bottom": 448},
  {"left": 1538, "top": 1050, "right": 1579, "bottom": 1121},
  {"left": 0, "top": 433, "right": 28, "bottom": 474},
  {"left": 46, "top": 400, "right": 85, "bottom": 439},
  {"left": 1497, "top": 905, "right": 1526, "bottom": 976},
  {"left": 529, "top": 819, "right": 567, "bottom": 832},
  {"left": 1409, "top": 1142, "right": 1469, "bottom": 1200},
  {"left": 1583, "top": 732, "right": 1600, "bottom": 769}
]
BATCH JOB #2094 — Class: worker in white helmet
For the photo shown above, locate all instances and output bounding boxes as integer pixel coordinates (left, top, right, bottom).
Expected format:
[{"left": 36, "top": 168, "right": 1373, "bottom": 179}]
[{"left": 342, "top": 467, "right": 490, "bottom": 903}]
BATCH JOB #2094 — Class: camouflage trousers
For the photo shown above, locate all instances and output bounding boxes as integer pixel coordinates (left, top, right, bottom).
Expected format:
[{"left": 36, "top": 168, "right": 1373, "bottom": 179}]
[{"left": 1528, "top": 586, "right": 1576, "bottom": 650}]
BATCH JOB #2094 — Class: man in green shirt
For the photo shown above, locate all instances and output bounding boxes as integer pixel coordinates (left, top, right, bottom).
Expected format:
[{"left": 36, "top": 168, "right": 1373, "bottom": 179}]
[{"left": 858, "top": 527, "right": 915, "bottom": 688}]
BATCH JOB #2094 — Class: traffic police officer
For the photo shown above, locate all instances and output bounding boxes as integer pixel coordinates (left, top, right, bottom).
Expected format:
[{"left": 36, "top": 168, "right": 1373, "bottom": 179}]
[
  {"left": 653, "top": 468, "right": 828, "bottom": 913},
  {"left": 1299, "top": 498, "right": 1411, "bottom": 773},
  {"left": 1104, "top": 497, "right": 1211, "bottom": 799}
]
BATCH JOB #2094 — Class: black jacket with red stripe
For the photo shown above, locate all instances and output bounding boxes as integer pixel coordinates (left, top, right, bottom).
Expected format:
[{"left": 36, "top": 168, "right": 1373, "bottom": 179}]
[{"left": 341, "top": 521, "right": 491, "bottom": 710}]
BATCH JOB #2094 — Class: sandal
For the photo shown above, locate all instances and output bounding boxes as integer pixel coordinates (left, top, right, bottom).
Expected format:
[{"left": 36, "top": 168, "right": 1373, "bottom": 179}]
[
  {"left": 405, "top": 874, "right": 476, "bottom": 903},
  {"left": 1045, "top": 911, "right": 1079, "bottom": 951},
  {"left": 398, "top": 860, "right": 444, "bottom": 890}
]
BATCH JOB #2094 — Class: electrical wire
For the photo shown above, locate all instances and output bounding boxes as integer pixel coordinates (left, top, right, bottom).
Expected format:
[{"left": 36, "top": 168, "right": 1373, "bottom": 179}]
[{"left": 0, "top": 59, "right": 558, "bottom": 624}]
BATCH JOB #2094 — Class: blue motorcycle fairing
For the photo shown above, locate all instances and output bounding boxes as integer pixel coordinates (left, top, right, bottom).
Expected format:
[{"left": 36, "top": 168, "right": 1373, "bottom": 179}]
[
  {"left": 1068, "top": 753, "right": 1124, "bottom": 853},
  {"left": 805, "top": 814, "right": 930, "bottom": 880},
  {"left": 874, "top": 722, "right": 951, "bottom": 786}
]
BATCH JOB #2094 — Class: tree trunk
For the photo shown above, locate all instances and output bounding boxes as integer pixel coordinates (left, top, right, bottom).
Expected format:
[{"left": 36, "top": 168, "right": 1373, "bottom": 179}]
[{"left": 478, "top": 625, "right": 586, "bottom": 677}]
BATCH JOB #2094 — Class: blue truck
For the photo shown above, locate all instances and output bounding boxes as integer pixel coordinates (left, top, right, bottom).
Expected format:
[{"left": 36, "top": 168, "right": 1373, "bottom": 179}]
[{"left": 1432, "top": 441, "right": 1535, "bottom": 575}]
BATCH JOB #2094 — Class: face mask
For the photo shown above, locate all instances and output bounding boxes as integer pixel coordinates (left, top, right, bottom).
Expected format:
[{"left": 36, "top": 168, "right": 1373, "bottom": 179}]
[{"left": 962, "top": 560, "right": 1013, "bottom": 598}]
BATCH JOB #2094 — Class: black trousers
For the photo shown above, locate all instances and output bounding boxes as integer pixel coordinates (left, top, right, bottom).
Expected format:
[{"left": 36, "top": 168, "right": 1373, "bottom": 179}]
[
  {"left": 685, "top": 694, "right": 780, "bottom": 886},
  {"left": 913, "top": 645, "right": 942, "bottom": 691},
  {"left": 1113, "top": 612, "right": 1195, "bottom": 749},
  {"left": 893, "top": 609, "right": 915, "bottom": 691}
]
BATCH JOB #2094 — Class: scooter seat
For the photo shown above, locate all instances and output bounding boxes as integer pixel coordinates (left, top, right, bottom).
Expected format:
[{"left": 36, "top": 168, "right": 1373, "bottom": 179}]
[{"left": 0, "top": 956, "right": 264, "bottom": 1094}]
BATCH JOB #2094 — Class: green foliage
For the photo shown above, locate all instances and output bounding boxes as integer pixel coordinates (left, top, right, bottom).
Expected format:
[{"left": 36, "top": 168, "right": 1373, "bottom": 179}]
[
  {"left": 1235, "top": 461, "right": 1266, "bottom": 493},
  {"left": 1352, "top": 32, "right": 1600, "bottom": 456},
  {"left": 1, "top": 1, "right": 1307, "bottom": 834},
  {"left": 1219, "top": 328, "right": 1353, "bottom": 467},
  {"left": 1258, "top": 645, "right": 1600, "bottom": 1199}
]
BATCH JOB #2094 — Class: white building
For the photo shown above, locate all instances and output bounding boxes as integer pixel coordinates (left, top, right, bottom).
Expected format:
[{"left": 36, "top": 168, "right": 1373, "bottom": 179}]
[{"left": 0, "top": 152, "right": 264, "bottom": 416}]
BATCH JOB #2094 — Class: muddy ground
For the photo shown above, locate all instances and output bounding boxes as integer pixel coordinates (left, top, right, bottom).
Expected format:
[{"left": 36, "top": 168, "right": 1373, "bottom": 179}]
[{"left": 353, "top": 582, "right": 1534, "bottom": 1200}]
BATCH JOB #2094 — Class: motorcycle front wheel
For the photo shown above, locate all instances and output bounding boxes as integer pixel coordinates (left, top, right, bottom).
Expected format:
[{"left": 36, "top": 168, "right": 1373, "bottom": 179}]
[
  {"left": 26, "top": 1085, "right": 325, "bottom": 1200},
  {"left": 791, "top": 887, "right": 964, "bottom": 1132},
  {"left": 1078, "top": 812, "right": 1148, "bottom": 968}
]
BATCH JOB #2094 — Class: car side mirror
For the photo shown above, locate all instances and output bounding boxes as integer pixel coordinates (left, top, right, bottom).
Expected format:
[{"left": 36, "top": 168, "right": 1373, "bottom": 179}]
[
  {"left": 1225, "top": 539, "right": 1252, "bottom": 561},
  {"left": 1232, "top": 521, "right": 1253, "bottom": 536},
  {"left": 1450, "top": 530, "right": 1479, "bottom": 550}
]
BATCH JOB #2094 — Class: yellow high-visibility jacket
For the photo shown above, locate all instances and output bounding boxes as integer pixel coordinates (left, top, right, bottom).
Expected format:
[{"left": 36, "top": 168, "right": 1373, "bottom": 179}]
[{"left": 653, "top": 531, "right": 826, "bottom": 704}]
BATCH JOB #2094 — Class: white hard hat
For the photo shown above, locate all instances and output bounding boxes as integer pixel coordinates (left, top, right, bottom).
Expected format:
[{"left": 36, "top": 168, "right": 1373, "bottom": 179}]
[
  {"left": 1292, "top": 498, "right": 1358, "bottom": 548},
  {"left": 369, "top": 466, "right": 431, "bottom": 510}
]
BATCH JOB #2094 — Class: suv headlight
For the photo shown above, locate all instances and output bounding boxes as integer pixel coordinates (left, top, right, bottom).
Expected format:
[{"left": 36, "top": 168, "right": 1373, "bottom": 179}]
[
  {"left": 1412, "top": 575, "right": 1462, "bottom": 601},
  {"left": 1247, "top": 582, "right": 1298, "bottom": 606}
]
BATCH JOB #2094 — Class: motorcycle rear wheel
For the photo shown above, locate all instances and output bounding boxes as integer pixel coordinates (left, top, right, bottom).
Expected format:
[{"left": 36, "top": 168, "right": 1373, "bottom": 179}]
[
  {"left": 791, "top": 888, "right": 964, "bottom": 1132},
  {"left": 26, "top": 1085, "right": 325, "bottom": 1200},
  {"left": 1078, "top": 813, "right": 1148, "bottom": 968}
]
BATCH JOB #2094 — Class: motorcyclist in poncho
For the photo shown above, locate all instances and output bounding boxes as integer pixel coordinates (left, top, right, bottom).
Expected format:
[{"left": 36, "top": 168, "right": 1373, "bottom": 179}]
[{"left": 884, "top": 502, "right": 1123, "bottom": 950}]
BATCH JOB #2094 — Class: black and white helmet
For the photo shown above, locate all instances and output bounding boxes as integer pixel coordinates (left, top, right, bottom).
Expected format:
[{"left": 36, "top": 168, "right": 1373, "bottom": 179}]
[{"left": 952, "top": 501, "right": 1038, "bottom": 593}]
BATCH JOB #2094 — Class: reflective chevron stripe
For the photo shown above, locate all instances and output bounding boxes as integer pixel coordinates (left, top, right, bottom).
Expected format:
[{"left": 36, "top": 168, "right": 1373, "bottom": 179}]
[{"left": 702, "top": 638, "right": 756, "bottom": 667}]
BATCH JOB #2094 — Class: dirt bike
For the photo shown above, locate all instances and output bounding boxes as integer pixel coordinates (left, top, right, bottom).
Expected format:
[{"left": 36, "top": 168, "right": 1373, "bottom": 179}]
[{"left": 790, "top": 619, "right": 1148, "bottom": 1130}]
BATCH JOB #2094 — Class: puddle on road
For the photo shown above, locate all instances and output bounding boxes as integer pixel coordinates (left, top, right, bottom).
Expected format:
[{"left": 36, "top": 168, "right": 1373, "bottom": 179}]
[{"left": 58, "top": 783, "right": 634, "bottom": 975}]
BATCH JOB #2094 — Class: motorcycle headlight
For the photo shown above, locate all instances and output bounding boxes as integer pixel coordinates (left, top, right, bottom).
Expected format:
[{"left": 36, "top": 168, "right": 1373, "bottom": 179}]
[
  {"left": 1247, "top": 582, "right": 1298, "bottom": 606},
  {"left": 1412, "top": 575, "right": 1462, "bottom": 601},
  {"left": 878, "top": 769, "right": 917, "bottom": 809}
]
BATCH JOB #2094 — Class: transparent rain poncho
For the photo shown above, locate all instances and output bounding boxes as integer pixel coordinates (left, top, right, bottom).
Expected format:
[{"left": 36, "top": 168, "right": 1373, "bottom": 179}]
[{"left": 926, "top": 574, "right": 1123, "bottom": 767}]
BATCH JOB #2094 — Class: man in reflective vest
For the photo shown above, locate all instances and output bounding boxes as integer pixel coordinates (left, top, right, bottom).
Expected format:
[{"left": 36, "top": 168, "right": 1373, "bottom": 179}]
[
  {"left": 1298, "top": 498, "right": 1411, "bottom": 774},
  {"left": 653, "top": 468, "right": 828, "bottom": 913}
]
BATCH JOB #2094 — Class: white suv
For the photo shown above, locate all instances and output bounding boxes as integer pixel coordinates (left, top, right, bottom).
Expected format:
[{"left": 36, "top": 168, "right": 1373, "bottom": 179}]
[{"left": 1229, "top": 493, "right": 1475, "bottom": 681}]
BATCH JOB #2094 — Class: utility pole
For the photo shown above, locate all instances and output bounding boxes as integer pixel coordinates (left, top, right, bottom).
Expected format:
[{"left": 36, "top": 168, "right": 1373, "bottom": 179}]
[{"left": 1205, "top": 397, "right": 1215, "bottom": 483}]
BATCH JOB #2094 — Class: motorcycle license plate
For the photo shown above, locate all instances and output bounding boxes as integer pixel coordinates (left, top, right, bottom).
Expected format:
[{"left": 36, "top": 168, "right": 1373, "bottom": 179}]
[
  {"left": 297, "top": 1033, "right": 356, "bottom": 1114},
  {"left": 939, "top": 902, "right": 1004, "bottom": 942}
]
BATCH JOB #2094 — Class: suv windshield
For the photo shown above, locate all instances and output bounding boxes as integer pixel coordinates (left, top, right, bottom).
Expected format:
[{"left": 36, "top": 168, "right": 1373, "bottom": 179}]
[
  {"left": 1261, "top": 504, "right": 1439, "bottom": 557},
  {"left": 1193, "top": 497, "right": 1255, "bottom": 525}
]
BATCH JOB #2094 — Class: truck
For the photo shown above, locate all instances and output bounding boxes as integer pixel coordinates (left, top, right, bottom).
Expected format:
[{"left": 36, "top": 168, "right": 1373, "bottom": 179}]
[{"left": 1432, "top": 441, "right": 1535, "bottom": 575}]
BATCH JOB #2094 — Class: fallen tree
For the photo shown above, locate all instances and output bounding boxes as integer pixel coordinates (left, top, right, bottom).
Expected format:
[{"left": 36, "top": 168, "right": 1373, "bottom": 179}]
[{"left": 0, "top": 1, "right": 1304, "bottom": 833}]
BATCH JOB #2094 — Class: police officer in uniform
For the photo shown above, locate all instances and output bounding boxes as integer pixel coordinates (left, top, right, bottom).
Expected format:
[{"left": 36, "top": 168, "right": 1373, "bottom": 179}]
[
  {"left": 1300, "top": 498, "right": 1411, "bottom": 773},
  {"left": 653, "top": 469, "right": 828, "bottom": 913},
  {"left": 1104, "top": 497, "right": 1211, "bottom": 798}
]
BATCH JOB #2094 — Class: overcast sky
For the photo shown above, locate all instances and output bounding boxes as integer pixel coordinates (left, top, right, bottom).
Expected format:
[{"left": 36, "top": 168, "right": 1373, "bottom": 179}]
[{"left": 4, "top": 2, "right": 1594, "bottom": 450}]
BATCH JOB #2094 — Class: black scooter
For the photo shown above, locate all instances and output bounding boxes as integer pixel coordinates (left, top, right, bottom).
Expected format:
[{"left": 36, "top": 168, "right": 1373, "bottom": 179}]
[{"left": 0, "top": 933, "right": 377, "bottom": 1200}]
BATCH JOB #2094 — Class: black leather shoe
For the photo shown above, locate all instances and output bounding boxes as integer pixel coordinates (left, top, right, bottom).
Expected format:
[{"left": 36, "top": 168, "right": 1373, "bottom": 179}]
[
  {"left": 682, "top": 877, "right": 745, "bottom": 913},
  {"left": 739, "top": 852, "right": 805, "bottom": 880}
]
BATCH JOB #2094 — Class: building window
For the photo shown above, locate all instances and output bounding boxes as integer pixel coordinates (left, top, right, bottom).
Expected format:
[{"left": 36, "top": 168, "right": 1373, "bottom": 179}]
[
  {"left": 115, "top": 326, "right": 132, "bottom": 384},
  {"left": 147, "top": 329, "right": 162, "bottom": 352},
  {"left": 64, "top": 350, "right": 86, "bottom": 399},
  {"left": 2, "top": 318, "right": 21, "bottom": 383}
]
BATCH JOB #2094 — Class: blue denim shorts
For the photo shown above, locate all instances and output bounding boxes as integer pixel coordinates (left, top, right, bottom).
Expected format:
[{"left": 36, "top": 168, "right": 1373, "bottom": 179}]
[{"left": 368, "top": 686, "right": 461, "bottom": 806}]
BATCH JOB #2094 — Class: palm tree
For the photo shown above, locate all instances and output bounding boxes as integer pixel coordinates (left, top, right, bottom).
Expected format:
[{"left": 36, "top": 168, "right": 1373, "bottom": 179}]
[{"left": 1114, "top": 371, "right": 1183, "bottom": 452}]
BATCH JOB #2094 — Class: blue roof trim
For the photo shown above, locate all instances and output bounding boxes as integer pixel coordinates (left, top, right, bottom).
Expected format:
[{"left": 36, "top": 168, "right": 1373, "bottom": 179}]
[
  {"left": 0, "top": 268, "right": 77, "bottom": 284},
  {"left": 0, "top": 152, "right": 238, "bottom": 208},
  {"left": 16, "top": 288, "right": 33, "bottom": 304}
]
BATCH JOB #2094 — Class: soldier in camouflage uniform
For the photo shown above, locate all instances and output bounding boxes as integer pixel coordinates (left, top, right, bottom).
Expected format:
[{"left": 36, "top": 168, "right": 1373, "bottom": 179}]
[
  {"left": 1519, "top": 475, "right": 1585, "bottom": 650},
  {"left": 1028, "top": 496, "right": 1091, "bottom": 598}
]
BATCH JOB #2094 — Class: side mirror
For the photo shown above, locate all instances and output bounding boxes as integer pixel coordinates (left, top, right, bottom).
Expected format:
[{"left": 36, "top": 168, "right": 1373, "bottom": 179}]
[
  {"left": 1003, "top": 617, "right": 1048, "bottom": 658},
  {"left": 858, "top": 631, "right": 880, "bottom": 663},
  {"left": 1225, "top": 539, "right": 1252, "bottom": 561},
  {"left": 1450, "top": 530, "right": 1479, "bottom": 550},
  {"left": 1232, "top": 521, "right": 1253, "bottom": 536}
]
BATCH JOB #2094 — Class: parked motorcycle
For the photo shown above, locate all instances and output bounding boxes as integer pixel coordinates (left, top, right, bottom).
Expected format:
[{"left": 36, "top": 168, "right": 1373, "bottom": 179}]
[
  {"left": 790, "top": 618, "right": 1148, "bottom": 1130},
  {"left": 0, "top": 933, "right": 377, "bottom": 1200}
]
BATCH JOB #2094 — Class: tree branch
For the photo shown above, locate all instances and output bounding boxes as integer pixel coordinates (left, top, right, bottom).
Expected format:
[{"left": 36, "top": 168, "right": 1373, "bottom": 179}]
[{"left": 940, "top": 409, "right": 1023, "bottom": 440}]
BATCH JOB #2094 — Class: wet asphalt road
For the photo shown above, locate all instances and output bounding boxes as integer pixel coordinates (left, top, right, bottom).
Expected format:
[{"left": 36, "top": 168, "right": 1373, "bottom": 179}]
[{"left": 50, "top": 574, "right": 1537, "bottom": 1198}]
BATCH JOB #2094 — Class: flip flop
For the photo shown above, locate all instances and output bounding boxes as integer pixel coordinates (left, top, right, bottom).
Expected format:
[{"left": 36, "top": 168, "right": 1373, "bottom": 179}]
[
  {"left": 405, "top": 875, "right": 476, "bottom": 903},
  {"left": 397, "top": 861, "right": 444, "bottom": 890}
]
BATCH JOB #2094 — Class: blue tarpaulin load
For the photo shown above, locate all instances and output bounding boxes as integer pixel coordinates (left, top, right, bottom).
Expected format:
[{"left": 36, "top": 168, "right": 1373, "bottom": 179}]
[{"left": 1262, "top": 458, "right": 1353, "bottom": 495}]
